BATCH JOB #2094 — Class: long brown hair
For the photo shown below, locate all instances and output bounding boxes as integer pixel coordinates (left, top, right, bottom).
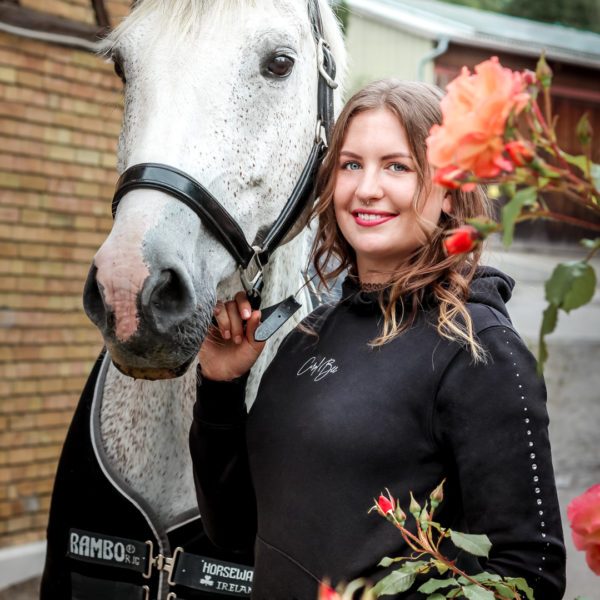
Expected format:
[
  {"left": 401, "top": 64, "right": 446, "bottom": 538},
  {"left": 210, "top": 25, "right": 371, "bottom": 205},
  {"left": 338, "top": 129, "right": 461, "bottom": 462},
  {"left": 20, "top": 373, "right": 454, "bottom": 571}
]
[{"left": 310, "top": 79, "right": 491, "bottom": 360}]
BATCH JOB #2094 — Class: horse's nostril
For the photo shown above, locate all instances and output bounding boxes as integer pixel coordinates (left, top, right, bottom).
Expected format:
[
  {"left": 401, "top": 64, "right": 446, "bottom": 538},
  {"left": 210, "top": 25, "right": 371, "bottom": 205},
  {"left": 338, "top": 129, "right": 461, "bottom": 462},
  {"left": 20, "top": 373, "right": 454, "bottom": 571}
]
[
  {"left": 142, "top": 269, "right": 195, "bottom": 333},
  {"left": 82, "top": 265, "right": 108, "bottom": 329}
]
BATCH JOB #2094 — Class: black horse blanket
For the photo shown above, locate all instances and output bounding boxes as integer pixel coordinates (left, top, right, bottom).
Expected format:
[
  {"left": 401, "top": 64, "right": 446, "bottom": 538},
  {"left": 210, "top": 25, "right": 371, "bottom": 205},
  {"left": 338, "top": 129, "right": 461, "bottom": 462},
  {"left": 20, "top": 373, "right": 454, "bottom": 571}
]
[{"left": 41, "top": 350, "right": 253, "bottom": 600}]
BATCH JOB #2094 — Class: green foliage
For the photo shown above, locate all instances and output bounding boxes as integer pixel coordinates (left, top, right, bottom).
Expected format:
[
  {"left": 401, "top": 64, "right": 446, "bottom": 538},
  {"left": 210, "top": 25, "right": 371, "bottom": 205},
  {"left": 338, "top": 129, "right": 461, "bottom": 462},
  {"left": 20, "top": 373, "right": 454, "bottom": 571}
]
[
  {"left": 448, "top": 530, "right": 492, "bottom": 557},
  {"left": 367, "top": 483, "right": 535, "bottom": 599},
  {"left": 539, "top": 260, "right": 597, "bottom": 369},
  {"left": 500, "top": 186, "right": 538, "bottom": 247}
]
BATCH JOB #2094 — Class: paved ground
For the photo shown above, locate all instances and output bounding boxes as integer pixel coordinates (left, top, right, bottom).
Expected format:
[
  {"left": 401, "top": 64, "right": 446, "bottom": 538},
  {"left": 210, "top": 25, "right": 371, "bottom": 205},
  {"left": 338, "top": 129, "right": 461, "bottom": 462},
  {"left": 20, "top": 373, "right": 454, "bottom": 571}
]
[{"left": 3, "top": 245, "right": 599, "bottom": 599}]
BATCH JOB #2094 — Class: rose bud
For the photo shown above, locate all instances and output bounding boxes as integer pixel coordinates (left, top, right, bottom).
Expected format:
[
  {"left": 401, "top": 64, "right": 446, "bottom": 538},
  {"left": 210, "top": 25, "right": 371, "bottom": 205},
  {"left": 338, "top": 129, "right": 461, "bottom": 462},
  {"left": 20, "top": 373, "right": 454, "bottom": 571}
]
[
  {"left": 430, "top": 479, "right": 445, "bottom": 512},
  {"left": 377, "top": 494, "right": 395, "bottom": 515},
  {"left": 409, "top": 492, "right": 421, "bottom": 519},
  {"left": 505, "top": 141, "right": 535, "bottom": 167},
  {"left": 444, "top": 225, "right": 482, "bottom": 255},
  {"left": 318, "top": 582, "right": 342, "bottom": 600}
]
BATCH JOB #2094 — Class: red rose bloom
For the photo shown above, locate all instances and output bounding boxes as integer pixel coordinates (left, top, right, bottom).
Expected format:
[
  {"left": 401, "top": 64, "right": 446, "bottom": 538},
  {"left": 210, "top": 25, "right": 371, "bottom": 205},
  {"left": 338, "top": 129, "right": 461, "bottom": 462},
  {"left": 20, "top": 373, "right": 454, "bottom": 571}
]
[
  {"left": 444, "top": 225, "right": 481, "bottom": 255},
  {"left": 567, "top": 484, "right": 600, "bottom": 575}
]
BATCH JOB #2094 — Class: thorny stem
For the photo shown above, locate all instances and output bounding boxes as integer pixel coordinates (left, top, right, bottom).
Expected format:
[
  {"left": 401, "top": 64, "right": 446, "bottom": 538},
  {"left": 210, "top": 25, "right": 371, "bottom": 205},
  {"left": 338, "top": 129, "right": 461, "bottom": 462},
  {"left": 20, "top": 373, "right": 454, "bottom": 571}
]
[
  {"left": 532, "top": 101, "right": 572, "bottom": 173},
  {"left": 427, "top": 548, "right": 517, "bottom": 600},
  {"left": 395, "top": 522, "right": 518, "bottom": 600},
  {"left": 543, "top": 87, "right": 552, "bottom": 140},
  {"left": 519, "top": 210, "right": 600, "bottom": 232},
  {"left": 584, "top": 244, "right": 600, "bottom": 263}
]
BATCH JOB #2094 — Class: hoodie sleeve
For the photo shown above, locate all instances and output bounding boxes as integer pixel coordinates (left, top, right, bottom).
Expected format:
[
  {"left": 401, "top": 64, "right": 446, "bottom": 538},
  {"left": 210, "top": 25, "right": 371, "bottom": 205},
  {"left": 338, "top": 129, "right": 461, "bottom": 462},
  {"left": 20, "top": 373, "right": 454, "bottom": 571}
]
[
  {"left": 189, "top": 370, "right": 257, "bottom": 554},
  {"left": 434, "top": 323, "right": 566, "bottom": 600}
]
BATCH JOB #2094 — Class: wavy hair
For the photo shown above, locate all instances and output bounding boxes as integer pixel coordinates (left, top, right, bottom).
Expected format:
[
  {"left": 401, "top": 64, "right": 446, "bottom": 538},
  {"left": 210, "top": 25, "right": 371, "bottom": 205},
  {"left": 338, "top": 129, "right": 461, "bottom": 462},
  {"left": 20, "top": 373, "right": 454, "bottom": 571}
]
[{"left": 310, "top": 79, "right": 492, "bottom": 360}]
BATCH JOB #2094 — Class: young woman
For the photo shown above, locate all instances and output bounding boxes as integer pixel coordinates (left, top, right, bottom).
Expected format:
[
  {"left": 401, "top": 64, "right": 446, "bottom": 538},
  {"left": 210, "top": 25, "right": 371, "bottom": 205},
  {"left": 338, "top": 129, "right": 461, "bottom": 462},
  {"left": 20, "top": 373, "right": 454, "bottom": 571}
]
[{"left": 190, "top": 79, "right": 566, "bottom": 599}]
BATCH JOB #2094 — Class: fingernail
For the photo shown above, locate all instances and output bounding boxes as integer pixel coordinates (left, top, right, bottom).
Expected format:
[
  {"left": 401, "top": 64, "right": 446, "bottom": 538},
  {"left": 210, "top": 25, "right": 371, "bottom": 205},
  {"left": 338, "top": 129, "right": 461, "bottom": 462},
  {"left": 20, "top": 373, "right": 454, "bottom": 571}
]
[
  {"left": 242, "top": 309, "right": 251, "bottom": 319},
  {"left": 224, "top": 330, "right": 231, "bottom": 339},
  {"left": 234, "top": 335, "right": 242, "bottom": 344}
]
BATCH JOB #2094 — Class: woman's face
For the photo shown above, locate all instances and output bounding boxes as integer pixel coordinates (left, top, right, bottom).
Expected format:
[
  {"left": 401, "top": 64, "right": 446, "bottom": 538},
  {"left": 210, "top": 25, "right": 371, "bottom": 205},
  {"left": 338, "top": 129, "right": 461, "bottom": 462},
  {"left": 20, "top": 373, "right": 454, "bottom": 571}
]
[{"left": 333, "top": 108, "right": 451, "bottom": 282}]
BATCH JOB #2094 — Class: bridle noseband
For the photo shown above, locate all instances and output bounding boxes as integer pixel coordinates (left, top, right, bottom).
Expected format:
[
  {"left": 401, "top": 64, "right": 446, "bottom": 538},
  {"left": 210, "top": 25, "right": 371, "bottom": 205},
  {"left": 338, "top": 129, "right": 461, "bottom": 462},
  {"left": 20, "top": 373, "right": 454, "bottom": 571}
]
[{"left": 111, "top": 0, "right": 337, "bottom": 313}]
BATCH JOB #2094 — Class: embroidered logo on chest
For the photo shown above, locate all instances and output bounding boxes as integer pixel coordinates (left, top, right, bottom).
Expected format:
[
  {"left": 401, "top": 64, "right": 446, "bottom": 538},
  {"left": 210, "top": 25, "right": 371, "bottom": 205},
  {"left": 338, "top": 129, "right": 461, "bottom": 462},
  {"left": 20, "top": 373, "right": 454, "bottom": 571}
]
[{"left": 297, "top": 356, "right": 339, "bottom": 382}]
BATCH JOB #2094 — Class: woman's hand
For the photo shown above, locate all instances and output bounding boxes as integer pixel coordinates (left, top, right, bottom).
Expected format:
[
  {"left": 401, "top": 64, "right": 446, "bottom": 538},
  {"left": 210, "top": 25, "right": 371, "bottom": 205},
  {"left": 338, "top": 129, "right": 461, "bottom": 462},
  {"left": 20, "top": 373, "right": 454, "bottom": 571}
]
[{"left": 199, "top": 292, "right": 266, "bottom": 381}]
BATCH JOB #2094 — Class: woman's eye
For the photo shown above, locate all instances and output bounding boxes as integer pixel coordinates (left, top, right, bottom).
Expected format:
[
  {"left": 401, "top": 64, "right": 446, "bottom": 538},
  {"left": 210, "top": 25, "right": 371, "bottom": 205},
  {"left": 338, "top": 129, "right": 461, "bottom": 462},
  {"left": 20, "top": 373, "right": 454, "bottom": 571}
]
[
  {"left": 389, "top": 163, "right": 408, "bottom": 172},
  {"left": 341, "top": 161, "right": 361, "bottom": 171},
  {"left": 264, "top": 55, "right": 295, "bottom": 78}
]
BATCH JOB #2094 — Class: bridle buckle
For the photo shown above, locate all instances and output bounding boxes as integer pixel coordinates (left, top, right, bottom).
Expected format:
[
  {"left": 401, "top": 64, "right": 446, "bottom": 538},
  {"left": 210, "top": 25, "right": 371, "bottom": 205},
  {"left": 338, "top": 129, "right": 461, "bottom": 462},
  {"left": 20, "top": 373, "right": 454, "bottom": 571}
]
[{"left": 239, "top": 246, "right": 264, "bottom": 304}]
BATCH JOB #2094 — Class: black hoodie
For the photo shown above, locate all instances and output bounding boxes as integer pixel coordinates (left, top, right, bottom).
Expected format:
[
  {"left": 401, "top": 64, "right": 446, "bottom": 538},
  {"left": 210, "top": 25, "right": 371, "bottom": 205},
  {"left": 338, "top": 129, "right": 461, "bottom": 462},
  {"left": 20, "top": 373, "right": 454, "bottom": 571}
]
[{"left": 190, "top": 267, "right": 566, "bottom": 599}]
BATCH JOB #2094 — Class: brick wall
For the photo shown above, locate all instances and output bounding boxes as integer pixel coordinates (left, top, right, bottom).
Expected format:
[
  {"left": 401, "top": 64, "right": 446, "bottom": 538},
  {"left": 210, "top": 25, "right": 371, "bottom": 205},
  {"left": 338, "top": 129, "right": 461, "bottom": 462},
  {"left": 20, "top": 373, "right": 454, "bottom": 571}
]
[{"left": 0, "top": 0, "right": 130, "bottom": 549}]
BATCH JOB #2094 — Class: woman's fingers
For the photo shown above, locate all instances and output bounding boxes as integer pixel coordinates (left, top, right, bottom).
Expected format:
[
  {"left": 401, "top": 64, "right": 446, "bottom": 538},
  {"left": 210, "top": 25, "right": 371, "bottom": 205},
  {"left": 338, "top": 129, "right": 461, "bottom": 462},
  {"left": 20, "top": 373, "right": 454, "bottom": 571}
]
[
  {"left": 225, "top": 298, "right": 245, "bottom": 344},
  {"left": 235, "top": 291, "right": 252, "bottom": 321},
  {"left": 213, "top": 301, "right": 231, "bottom": 340}
]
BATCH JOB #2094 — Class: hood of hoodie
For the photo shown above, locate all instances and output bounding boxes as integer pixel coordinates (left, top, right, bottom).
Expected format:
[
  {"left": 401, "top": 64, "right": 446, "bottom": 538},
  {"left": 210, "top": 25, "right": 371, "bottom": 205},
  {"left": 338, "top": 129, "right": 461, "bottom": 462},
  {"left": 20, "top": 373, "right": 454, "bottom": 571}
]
[{"left": 468, "top": 266, "right": 514, "bottom": 319}]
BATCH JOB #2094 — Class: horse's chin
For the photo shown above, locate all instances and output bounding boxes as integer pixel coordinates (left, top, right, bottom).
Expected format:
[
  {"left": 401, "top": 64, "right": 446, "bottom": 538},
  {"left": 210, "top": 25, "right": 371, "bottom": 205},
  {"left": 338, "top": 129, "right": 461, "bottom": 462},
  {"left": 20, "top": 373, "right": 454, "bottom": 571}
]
[
  {"left": 112, "top": 359, "right": 194, "bottom": 380},
  {"left": 106, "top": 344, "right": 197, "bottom": 381}
]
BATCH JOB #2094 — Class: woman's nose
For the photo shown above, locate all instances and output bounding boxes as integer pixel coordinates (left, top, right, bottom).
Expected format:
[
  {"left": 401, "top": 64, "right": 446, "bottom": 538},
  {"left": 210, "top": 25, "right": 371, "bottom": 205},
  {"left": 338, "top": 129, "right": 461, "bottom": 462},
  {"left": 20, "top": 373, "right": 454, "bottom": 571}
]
[{"left": 355, "top": 169, "right": 384, "bottom": 203}]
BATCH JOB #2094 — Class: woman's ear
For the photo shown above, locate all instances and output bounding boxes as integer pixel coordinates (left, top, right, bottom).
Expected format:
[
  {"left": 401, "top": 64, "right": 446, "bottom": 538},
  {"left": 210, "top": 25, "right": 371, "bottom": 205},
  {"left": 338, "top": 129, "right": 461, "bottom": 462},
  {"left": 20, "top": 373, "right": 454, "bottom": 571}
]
[{"left": 441, "top": 192, "right": 452, "bottom": 215}]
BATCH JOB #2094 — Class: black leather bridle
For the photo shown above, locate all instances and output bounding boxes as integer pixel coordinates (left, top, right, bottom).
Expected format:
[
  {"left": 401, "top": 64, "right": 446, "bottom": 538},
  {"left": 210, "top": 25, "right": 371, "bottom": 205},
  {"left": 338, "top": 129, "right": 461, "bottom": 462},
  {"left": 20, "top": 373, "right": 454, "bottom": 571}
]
[{"left": 111, "top": 0, "right": 337, "bottom": 312}]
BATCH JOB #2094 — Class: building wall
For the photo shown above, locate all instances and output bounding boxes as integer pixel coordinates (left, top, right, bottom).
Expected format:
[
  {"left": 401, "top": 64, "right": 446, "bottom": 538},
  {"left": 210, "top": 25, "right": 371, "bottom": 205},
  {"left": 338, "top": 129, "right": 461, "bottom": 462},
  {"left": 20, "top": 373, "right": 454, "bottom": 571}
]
[
  {"left": 0, "top": 0, "right": 129, "bottom": 550},
  {"left": 343, "top": 14, "right": 434, "bottom": 96}
]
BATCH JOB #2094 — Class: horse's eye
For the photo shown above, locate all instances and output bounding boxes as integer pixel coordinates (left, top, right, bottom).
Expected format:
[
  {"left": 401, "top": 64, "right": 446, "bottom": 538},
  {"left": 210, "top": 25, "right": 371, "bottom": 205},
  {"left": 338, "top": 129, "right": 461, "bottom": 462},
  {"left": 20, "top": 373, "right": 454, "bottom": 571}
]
[
  {"left": 112, "top": 56, "right": 126, "bottom": 84},
  {"left": 264, "top": 54, "right": 294, "bottom": 78}
]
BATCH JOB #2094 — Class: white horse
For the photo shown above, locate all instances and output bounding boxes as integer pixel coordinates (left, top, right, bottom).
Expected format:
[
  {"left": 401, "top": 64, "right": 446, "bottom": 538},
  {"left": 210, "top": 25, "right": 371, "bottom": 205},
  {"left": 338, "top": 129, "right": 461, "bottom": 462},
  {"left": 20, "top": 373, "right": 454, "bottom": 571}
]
[
  {"left": 43, "top": 1, "right": 345, "bottom": 596},
  {"left": 43, "top": 7, "right": 346, "bottom": 598},
  {"left": 81, "top": 0, "right": 345, "bottom": 525}
]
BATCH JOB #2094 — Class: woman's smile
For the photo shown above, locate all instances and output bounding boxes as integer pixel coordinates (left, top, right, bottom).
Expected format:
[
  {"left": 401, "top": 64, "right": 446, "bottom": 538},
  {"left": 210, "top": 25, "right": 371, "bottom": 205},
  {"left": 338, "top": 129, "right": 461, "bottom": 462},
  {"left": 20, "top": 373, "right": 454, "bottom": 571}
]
[{"left": 352, "top": 209, "right": 397, "bottom": 227}]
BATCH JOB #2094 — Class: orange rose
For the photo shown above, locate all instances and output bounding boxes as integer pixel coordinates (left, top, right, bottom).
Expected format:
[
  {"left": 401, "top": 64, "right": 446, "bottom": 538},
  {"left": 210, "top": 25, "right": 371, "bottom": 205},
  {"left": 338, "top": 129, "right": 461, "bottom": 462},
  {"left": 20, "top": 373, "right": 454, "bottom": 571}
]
[
  {"left": 427, "top": 57, "right": 530, "bottom": 178},
  {"left": 567, "top": 484, "right": 600, "bottom": 575}
]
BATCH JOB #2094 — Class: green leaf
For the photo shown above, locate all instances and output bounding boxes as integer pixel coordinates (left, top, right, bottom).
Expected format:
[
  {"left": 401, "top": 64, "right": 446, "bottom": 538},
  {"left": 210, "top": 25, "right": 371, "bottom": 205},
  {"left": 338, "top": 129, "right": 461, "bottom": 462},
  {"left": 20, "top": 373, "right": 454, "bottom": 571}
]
[
  {"left": 581, "top": 238, "right": 600, "bottom": 250},
  {"left": 466, "top": 217, "right": 499, "bottom": 238},
  {"left": 499, "top": 181, "right": 516, "bottom": 198},
  {"left": 559, "top": 151, "right": 587, "bottom": 172},
  {"left": 544, "top": 261, "right": 596, "bottom": 312},
  {"left": 512, "top": 577, "right": 535, "bottom": 600},
  {"left": 425, "top": 595, "right": 446, "bottom": 600},
  {"left": 462, "top": 585, "right": 496, "bottom": 600},
  {"left": 459, "top": 573, "right": 502, "bottom": 584},
  {"left": 378, "top": 557, "right": 398, "bottom": 568},
  {"left": 418, "top": 578, "right": 458, "bottom": 594},
  {"left": 372, "top": 570, "right": 416, "bottom": 596},
  {"left": 538, "top": 303, "right": 558, "bottom": 370},
  {"left": 501, "top": 187, "right": 538, "bottom": 247},
  {"left": 448, "top": 530, "right": 491, "bottom": 557},
  {"left": 377, "top": 558, "right": 429, "bottom": 570}
]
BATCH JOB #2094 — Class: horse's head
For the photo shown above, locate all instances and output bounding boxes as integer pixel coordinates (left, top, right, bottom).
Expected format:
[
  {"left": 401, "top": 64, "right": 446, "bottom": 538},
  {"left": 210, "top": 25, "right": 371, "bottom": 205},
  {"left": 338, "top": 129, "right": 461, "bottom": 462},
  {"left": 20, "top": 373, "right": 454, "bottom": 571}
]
[{"left": 83, "top": 0, "right": 345, "bottom": 379}]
